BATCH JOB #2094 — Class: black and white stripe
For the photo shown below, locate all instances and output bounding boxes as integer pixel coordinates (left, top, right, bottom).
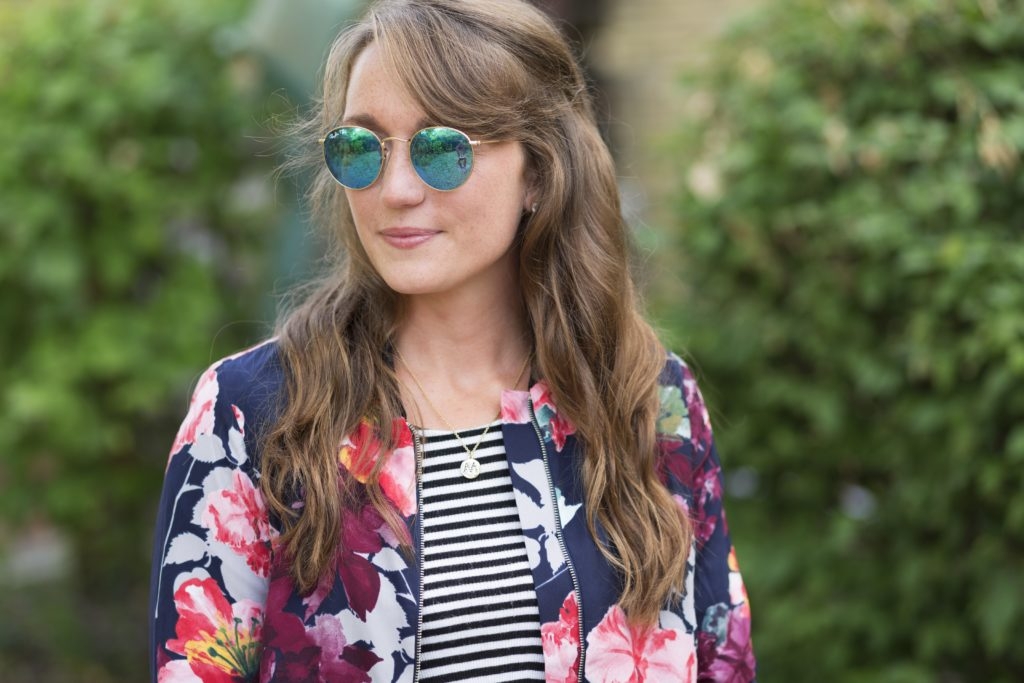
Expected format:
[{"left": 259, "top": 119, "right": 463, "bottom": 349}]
[{"left": 417, "top": 422, "right": 546, "bottom": 682}]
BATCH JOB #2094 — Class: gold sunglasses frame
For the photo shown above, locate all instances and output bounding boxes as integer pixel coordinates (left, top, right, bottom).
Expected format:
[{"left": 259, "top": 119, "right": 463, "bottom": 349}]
[{"left": 318, "top": 125, "right": 499, "bottom": 192}]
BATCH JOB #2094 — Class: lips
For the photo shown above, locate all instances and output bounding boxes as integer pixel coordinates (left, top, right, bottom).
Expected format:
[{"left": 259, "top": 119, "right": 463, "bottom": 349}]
[{"left": 379, "top": 227, "right": 440, "bottom": 249}]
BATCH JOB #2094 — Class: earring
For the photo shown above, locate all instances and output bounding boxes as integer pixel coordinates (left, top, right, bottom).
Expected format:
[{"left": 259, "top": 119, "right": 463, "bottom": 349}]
[{"left": 530, "top": 202, "right": 538, "bottom": 214}]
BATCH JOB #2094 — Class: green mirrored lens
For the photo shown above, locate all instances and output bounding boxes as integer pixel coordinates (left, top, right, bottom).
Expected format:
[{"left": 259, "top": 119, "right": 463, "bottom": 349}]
[
  {"left": 323, "top": 127, "right": 382, "bottom": 190},
  {"left": 410, "top": 127, "right": 473, "bottom": 191}
]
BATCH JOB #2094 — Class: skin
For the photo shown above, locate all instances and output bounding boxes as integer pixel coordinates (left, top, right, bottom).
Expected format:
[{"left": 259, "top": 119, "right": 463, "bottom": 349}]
[{"left": 343, "top": 43, "right": 536, "bottom": 428}]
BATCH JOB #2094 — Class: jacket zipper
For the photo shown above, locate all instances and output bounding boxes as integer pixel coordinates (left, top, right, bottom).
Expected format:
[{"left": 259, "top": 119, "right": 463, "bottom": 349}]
[
  {"left": 528, "top": 397, "right": 586, "bottom": 682},
  {"left": 411, "top": 427, "right": 425, "bottom": 683}
]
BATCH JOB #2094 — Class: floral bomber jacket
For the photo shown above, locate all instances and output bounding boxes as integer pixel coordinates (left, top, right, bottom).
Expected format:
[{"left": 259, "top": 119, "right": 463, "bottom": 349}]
[{"left": 150, "top": 340, "right": 757, "bottom": 682}]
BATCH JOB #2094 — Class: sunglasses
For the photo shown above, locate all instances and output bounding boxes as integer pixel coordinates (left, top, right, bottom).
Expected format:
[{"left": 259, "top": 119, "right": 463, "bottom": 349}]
[{"left": 320, "top": 125, "right": 497, "bottom": 192}]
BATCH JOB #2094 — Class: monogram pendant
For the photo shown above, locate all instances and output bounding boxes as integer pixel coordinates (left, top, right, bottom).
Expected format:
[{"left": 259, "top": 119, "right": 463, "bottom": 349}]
[{"left": 460, "top": 457, "right": 481, "bottom": 480}]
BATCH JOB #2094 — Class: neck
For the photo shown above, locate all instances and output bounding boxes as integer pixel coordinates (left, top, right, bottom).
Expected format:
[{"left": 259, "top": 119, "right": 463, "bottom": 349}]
[{"left": 393, "top": 286, "right": 532, "bottom": 430}]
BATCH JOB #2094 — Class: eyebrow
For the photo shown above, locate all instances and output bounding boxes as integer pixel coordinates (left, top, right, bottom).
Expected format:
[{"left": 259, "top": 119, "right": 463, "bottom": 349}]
[{"left": 338, "top": 112, "right": 435, "bottom": 134}]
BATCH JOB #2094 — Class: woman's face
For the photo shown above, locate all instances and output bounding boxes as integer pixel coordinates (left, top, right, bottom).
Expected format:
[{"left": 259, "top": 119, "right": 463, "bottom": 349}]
[{"left": 341, "top": 43, "right": 532, "bottom": 303}]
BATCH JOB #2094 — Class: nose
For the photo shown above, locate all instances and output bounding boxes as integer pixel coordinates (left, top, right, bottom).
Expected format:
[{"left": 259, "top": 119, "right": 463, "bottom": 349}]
[{"left": 378, "top": 140, "right": 426, "bottom": 208}]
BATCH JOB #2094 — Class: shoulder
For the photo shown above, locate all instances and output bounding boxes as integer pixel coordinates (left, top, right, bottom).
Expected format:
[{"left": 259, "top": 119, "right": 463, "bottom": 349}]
[
  {"left": 206, "top": 338, "right": 286, "bottom": 454},
  {"left": 208, "top": 338, "right": 285, "bottom": 420},
  {"left": 167, "top": 339, "right": 285, "bottom": 469},
  {"left": 657, "top": 350, "right": 701, "bottom": 396},
  {"left": 656, "top": 350, "right": 714, "bottom": 455},
  {"left": 654, "top": 351, "right": 722, "bottom": 533}
]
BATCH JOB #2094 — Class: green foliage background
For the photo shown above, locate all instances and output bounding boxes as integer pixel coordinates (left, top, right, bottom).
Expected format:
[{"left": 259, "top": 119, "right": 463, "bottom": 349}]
[
  {"left": 0, "top": 0, "right": 274, "bottom": 679},
  {"left": 2, "top": 0, "right": 1022, "bottom": 680},
  {"left": 660, "top": 0, "right": 1024, "bottom": 680}
]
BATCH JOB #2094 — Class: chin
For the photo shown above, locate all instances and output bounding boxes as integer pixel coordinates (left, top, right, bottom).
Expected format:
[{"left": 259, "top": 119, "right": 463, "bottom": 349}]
[{"left": 380, "top": 276, "right": 445, "bottom": 297}]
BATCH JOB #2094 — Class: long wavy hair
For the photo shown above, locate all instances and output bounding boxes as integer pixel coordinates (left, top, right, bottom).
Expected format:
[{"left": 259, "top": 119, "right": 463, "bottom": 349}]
[{"left": 261, "top": 0, "right": 691, "bottom": 627}]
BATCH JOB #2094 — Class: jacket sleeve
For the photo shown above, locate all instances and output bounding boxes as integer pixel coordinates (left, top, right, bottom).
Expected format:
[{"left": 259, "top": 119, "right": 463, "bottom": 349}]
[
  {"left": 149, "top": 361, "right": 277, "bottom": 682},
  {"left": 664, "top": 358, "right": 757, "bottom": 681}
]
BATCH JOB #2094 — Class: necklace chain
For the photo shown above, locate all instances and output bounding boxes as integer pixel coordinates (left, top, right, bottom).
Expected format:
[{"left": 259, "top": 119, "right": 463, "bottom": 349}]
[{"left": 394, "top": 348, "right": 532, "bottom": 479}]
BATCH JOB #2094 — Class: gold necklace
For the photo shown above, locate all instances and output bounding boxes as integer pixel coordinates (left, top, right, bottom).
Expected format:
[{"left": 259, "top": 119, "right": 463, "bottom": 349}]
[{"left": 395, "top": 348, "right": 532, "bottom": 480}]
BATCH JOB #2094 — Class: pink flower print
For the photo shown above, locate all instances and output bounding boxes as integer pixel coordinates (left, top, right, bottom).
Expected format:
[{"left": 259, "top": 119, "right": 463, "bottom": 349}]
[
  {"left": 375, "top": 516, "right": 404, "bottom": 548},
  {"left": 170, "top": 368, "right": 219, "bottom": 460},
  {"left": 231, "top": 405, "right": 245, "bottom": 435},
  {"left": 659, "top": 439, "right": 695, "bottom": 488},
  {"left": 338, "top": 419, "right": 416, "bottom": 517},
  {"left": 157, "top": 659, "right": 205, "bottom": 682},
  {"left": 673, "top": 493, "right": 690, "bottom": 517},
  {"left": 164, "top": 577, "right": 263, "bottom": 682},
  {"left": 530, "top": 381, "right": 557, "bottom": 412},
  {"left": 259, "top": 610, "right": 324, "bottom": 682},
  {"left": 699, "top": 606, "right": 755, "bottom": 683},
  {"left": 381, "top": 419, "right": 416, "bottom": 517},
  {"left": 261, "top": 576, "right": 313, "bottom": 677},
  {"left": 201, "top": 470, "right": 278, "bottom": 577},
  {"left": 683, "top": 374, "right": 712, "bottom": 454},
  {"left": 659, "top": 450, "right": 719, "bottom": 546},
  {"left": 586, "top": 604, "right": 694, "bottom": 683},
  {"left": 301, "top": 565, "right": 336, "bottom": 621},
  {"left": 530, "top": 381, "right": 576, "bottom": 452},
  {"left": 541, "top": 592, "right": 580, "bottom": 683},
  {"left": 307, "top": 613, "right": 382, "bottom": 682},
  {"left": 388, "top": 415, "right": 414, "bottom": 450},
  {"left": 693, "top": 461, "right": 722, "bottom": 508},
  {"left": 727, "top": 547, "right": 750, "bottom": 610},
  {"left": 260, "top": 576, "right": 379, "bottom": 682},
  {"left": 339, "top": 420, "right": 380, "bottom": 483},
  {"left": 691, "top": 461, "right": 723, "bottom": 546},
  {"left": 501, "top": 388, "right": 532, "bottom": 423},
  {"left": 691, "top": 504, "right": 718, "bottom": 547},
  {"left": 338, "top": 505, "right": 386, "bottom": 619},
  {"left": 548, "top": 413, "right": 575, "bottom": 452}
]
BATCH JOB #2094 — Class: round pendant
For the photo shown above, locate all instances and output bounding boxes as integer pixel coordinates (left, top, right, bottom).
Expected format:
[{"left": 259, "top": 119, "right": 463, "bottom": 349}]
[{"left": 460, "top": 458, "right": 481, "bottom": 480}]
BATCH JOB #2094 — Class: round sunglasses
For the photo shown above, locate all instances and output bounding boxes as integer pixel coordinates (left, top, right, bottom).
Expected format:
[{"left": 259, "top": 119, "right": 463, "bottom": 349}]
[{"left": 320, "top": 125, "right": 497, "bottom": 192}]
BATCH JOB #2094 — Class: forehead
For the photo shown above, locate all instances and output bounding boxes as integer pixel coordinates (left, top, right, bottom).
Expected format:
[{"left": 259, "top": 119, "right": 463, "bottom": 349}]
[{"left": 342, "top": 43, "right": 426, "bottom": 133}]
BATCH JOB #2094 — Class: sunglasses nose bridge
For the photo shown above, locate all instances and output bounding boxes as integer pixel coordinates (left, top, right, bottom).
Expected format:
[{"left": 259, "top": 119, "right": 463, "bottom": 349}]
[
  {"left": 376, "top": 136, "right": 412, "bottom": 181},
  {"left": 374, "top": 136, "right": 421, "bottom": 194}
]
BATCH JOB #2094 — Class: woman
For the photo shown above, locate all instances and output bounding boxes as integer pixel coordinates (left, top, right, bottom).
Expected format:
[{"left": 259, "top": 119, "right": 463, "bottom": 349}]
[{"left": 149, "top": 0, "right": 756, "bottom": 681}]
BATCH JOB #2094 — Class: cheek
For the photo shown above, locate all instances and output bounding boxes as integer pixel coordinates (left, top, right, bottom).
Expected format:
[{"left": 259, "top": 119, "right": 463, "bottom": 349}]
[
  {"left": 345, "top": 191, "right": 366, "bottom": 222},
  {"left": 345, "top": 195, "right": 373, "bottom": 237},
  {"left": 469, "top": 202, "right": 524, "bottom": 257},
  {"left": 470, "top": 170, "right": 527, "bottom": 227},
  {"left": 342, "top": 198, "right": 380, "bottom": 269}
]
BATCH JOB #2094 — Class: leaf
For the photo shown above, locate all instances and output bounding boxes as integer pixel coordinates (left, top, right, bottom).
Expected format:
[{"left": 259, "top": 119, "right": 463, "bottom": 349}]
[
  {"left": 188, "top": 434, "right": 228, "bottom": 464},
  {"left": 164, "top": 533, "right": 207, "bottom": 565}
]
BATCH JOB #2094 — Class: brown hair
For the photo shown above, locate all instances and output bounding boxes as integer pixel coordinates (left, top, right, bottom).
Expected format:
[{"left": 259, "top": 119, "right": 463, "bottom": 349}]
[{"left": 261, "top": 0, "right": 691, "bottom": 627}]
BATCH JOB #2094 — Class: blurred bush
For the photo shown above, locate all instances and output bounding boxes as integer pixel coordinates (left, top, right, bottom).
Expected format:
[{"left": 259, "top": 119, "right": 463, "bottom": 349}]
[
  {"left": 661, "top": 0, "right": 1024, "bottom": 680},
  {"left": 0, "top": 0, "right": 274, "bottom": 678}
]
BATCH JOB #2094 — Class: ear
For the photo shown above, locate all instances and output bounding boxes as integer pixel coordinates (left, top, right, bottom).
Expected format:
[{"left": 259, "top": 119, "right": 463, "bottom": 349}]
[
  {"left": 522, "top": 174, "right": 539, "bottom": 214},
  {"left": 521, "top": 148, "right": 540, "bottom": 214}
]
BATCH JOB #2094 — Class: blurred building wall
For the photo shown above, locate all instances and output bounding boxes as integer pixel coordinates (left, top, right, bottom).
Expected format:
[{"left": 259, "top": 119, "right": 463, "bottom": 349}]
[{"left": 593, "top": 0, "right": 766, "bottom": 227}]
